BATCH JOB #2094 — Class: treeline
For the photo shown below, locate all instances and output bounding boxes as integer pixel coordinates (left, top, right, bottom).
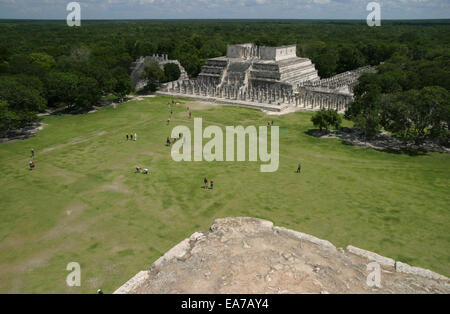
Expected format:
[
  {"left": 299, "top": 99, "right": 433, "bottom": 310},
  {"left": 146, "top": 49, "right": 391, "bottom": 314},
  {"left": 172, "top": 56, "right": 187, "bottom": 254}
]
[
  {"left": 346, "top": 47, "right": 450, "bottom": 146},
  {"left": 0, "top": 20, "right": 449, "bottom": 135}
]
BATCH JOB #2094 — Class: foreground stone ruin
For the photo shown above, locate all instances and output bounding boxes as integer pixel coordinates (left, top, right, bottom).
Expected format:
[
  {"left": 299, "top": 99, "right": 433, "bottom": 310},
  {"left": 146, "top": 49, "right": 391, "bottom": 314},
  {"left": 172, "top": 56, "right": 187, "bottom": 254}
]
[
  {"left": 157, "top": 44, "right": 376, "bottom": 113},
  {"left": 115, "top": 217, "right": 449, "bottom": 294}
]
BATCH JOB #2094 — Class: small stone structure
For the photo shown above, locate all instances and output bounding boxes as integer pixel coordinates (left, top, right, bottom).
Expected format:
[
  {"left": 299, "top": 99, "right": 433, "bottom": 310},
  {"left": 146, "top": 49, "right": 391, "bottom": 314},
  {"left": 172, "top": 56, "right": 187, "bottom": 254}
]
[
  {"left": 158, "top": 44, "right": 376, "bottom": 113},
  {"left": 115, "top": 217, "right": 449, "bottom": 294},
  {"left": 130, "top": 54, "right": 189, "bottom": 90}
]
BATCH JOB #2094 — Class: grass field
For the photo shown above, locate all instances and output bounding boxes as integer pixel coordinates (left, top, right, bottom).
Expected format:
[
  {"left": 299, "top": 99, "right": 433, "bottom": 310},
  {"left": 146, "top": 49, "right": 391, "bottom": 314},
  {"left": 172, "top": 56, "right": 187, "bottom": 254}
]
[{"left": 0, "top": 96, "right": 449, "bottom": 293}]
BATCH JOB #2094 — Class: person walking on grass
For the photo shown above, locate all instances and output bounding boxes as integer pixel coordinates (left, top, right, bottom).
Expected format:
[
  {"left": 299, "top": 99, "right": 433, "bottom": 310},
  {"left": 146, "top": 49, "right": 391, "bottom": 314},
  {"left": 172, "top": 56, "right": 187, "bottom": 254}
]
[
  {"left": 210, "top": 180, "right": 214, "bottom": 190},
  {"left": 31, "top": 148, "right": 35, "bottom": 159},
  {"left": 134, "top": 133, "right": 137, "bottom": 141},
  {"left": 126, "top": 134, "right": 129, "bottom": 141},
  {"left": 189, "top": 111, "right": 192, "bottom": 119},
  {"left": 296, "top": 163, "right": 302, "bottom": 174},
  {"left": 204, "top": 178, "right": 208, "bottom": 189}
]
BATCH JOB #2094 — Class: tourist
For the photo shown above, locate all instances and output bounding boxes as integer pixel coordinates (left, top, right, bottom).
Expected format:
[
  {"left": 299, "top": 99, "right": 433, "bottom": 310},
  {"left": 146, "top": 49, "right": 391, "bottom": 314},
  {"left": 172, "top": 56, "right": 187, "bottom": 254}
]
[
  {"left": 29, "top": 161, "right": 35, "bottom": 170},
  {"left": 170, "top": 110, "right": 173, "bottom": 116},
  {"left": 167, "top": 137, "right": 171, "bottom": 146},
  {"left": 136, "top": 166, "right": 141, "bottom": 173},
  {"left": 143, "top": 168, "right": 149, "bottom": 175},
  {"left": 167, "top": 118, "right": 171, "bottom": 125},
  {"left": 126, "top": 134, "right": 129, "bottom": 141},
  {"left": 134, "top": 133, "right": 137, "bottom": 141},
  {"left": 210, "top": 180, "right": 214, "bottom": 190},
  {"left": 297, "top": 163, "right": 302, "bottom": 173},
  {"left": 189, "top": 112, "right": 192, "bottom": 119},
  {"left": 204, "top": 178, "right": 208, "bottom": 189},
  {"left": 31, "top": 148, "right": 35, "bottom": 158},
  {"left": 271, "top": 121, "right": 274, "bottom": 126}
]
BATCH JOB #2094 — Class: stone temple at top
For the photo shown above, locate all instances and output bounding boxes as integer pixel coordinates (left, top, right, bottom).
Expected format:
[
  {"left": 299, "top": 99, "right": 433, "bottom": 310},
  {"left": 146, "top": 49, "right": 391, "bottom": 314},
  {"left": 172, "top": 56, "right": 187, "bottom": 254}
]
[
  {"left": 159, "top": 43, "right": 376, "bottom": 113},
  {"left": 197, "top": 43, "right": 320, "bottom": 90}
]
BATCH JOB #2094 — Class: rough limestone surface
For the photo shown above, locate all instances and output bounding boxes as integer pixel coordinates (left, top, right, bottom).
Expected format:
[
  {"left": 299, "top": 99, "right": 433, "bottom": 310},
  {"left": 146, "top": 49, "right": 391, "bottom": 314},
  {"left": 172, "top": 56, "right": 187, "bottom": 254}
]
[
  {"left": 346, "top": 245, "right": 395, "bottom": 268},
  {"left": 114, "top": 217, "right": 449, "bottom": 294}
]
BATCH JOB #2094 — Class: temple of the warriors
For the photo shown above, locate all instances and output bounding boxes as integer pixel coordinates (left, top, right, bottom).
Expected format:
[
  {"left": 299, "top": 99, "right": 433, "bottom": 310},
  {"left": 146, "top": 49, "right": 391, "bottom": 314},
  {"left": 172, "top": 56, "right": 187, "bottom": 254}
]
[
  {"left": 156, "top": 44, "right": 377, "bottom": 113},
  {"left": 197, "top": 43, "right": 319, "bottom": 90}
]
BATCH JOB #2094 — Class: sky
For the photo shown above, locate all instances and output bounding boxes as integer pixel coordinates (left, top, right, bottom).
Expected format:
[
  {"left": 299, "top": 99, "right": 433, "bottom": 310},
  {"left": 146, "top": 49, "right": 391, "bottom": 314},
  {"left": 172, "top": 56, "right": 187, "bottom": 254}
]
[{"left": 0, "top": 0, "right": 449, "bottom": 20}]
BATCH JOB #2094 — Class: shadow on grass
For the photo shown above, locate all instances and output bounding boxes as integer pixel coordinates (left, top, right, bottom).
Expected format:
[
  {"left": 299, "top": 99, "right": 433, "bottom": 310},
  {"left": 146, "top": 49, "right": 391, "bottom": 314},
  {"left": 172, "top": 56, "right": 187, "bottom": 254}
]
[
  {"left": 340, "top": 140, "right": 428, "bottom": 156},
  {"left": 304, "top": 129, "right": 330, "bottom": 138},
  {"left": 305, "top": 128, "right": 429, "bottom": 156},
  {"left": 378, "top": 146, "right": 428, "bottom": 156}
]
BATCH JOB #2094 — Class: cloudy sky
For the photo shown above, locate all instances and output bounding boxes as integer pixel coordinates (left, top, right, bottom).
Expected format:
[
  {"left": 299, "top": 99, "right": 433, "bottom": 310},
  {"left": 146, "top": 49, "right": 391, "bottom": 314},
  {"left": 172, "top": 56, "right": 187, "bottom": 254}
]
[{"left": 0, "top": 0, "right": 449, "bottom": 20}]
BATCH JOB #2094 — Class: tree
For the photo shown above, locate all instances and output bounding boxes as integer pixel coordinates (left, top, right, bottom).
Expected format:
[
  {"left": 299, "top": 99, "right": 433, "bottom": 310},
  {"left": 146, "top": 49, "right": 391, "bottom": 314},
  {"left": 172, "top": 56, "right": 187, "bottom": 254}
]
[
  {"left": 311, "top": 110, "right": 328, "bottom": 131},
  {"left": 113, "top": 74, "right": 133, "bottom": 100},
  {"left": 337, "top": 46, "right": 365, "bottom": 73},
  {"left": 0, "top": 76, "right": 46, "bottom": 113},
  {"left": 424, "top": 86, "right": 450, "bottom": 146},
  {"left": 0, "top": 76, "right": 46, "bottom": 131},
  {"left": 346, "top": 73, "right": 383, "bottom": 138},
  {"left": 163, "top": 63, "right": 181, "bottom": 82},
  {"left": 0, "top": 100, "right": 19, "bottom": 132},
  {"left": 46, "top": 71, "right": 99, "bottom": 110},
  {"left": 381, "top": 86, "right": 450, "bottom": 146},
  {"left": 29, "top": 53, "right": 55, "bottom": 71},
  {"left": 142, "top": 61, "right": 164, "bottom": 92},
  {"left": 314, "top": 52, "right": 337, "bottom": 78},
  {"left": 311, "top": 110, "right": 342, "bottom": 132}
]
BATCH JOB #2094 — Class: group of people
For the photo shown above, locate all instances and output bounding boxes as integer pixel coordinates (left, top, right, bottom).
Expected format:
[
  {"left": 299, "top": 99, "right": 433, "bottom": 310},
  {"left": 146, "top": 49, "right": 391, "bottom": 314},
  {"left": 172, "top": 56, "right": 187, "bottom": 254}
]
[
  {"left": 203, "top": 178, "right": 214, "bottom": 190},
  {"left": 135, "top": 166, "right": 149, "bottom": 175},
  {"left": 166, "top": 133, "right": 184, "bottom": 147},
  {"left": 126, "top": 133, "right": 137, "bottom": 141},
  {"left": 29, "top": 148, "right": 35, "bottom": 170}
]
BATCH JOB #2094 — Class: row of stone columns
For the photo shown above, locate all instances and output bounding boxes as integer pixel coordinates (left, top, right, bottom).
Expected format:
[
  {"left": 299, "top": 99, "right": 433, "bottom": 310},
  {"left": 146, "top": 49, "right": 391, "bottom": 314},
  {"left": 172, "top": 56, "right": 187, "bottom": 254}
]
[
  {"left": 165, "top": 80, "right": 352, "bottom": 112},
  {"left": 299, "top": 65, "right": 377, "bottom": 91}
]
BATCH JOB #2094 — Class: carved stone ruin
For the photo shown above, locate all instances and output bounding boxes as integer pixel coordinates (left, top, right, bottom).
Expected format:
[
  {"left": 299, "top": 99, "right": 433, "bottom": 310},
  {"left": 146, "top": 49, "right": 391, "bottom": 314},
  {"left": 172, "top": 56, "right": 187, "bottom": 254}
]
[{"left": 158, "top": 44, "right": 377, "bottom": 113}]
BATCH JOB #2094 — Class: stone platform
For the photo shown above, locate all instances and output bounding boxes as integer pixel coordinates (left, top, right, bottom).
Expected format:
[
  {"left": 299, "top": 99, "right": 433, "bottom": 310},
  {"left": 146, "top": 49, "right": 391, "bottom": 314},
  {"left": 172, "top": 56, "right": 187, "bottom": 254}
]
[{"left": 115, "top": 217, "right": 449, "bottom": 294}]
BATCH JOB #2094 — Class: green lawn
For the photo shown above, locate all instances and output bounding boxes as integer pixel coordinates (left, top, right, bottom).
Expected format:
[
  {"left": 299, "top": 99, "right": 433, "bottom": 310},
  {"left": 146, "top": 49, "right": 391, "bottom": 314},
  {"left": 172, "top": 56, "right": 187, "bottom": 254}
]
[{"left": 0, "top": 96, "right": 449, "bottom": 293}]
